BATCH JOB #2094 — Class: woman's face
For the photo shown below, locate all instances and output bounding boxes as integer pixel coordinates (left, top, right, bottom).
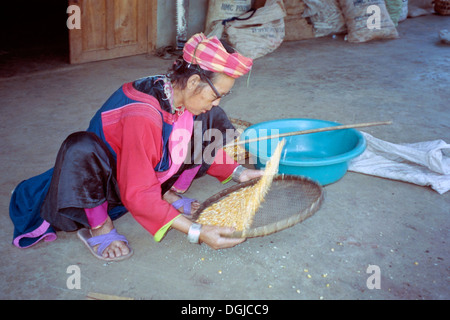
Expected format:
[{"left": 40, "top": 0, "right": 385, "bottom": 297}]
[{"left": 183, "top": 73, "right": 235, "bottom": 116}]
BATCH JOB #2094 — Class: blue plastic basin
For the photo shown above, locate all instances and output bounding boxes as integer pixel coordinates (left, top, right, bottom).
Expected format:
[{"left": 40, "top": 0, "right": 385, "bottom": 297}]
[{"left": 241, "top": 118, "right": 367, "bottom": 185}]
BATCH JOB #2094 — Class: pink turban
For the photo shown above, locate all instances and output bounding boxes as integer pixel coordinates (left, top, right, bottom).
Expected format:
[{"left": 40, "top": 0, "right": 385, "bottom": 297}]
[{"left": 183, "top": 33, "right": 253, "bottom": 79}]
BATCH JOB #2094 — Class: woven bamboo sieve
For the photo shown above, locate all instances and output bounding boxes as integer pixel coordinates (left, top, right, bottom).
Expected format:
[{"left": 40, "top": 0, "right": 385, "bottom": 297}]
[
  {"left": 194, "top": 174, "right": 324, "bottom": 238},
  {"left": 435, "top": 0, "right": 450, "bottom": 15},
  {"left": 225, "top": 118, "right": 253, "bottom": 161}
]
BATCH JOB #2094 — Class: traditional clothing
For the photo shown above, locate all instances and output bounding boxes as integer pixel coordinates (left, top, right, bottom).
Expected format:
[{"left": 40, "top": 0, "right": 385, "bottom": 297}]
[
  {"left": 10, "top": 33, "right": 253, "bottom": 250},
  {"left": 10, "top": 75, "right": 239, "bottom": 247}
]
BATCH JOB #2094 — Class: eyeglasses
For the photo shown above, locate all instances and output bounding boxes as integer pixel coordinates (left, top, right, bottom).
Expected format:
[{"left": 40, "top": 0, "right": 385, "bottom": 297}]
[
  {"left": 203, "top": 76, "right": 232, "bottom": 101},
  {"left": 190, "top": 48, "right": 232, "bottom": 101}
]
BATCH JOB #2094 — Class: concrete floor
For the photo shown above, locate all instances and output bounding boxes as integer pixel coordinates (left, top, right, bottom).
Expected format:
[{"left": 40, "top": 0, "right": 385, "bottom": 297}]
[{"left": 1, "top": 14, "right": 449, "bottom": 300}]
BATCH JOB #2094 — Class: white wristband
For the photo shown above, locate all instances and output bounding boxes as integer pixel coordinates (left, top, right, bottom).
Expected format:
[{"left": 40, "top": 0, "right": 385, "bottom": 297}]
[
  {"left": 187, "top": 223, "right": 202, "bottom": 244},
  {"left": 232, "top": 165, "right": 246, "bottom": 183}
]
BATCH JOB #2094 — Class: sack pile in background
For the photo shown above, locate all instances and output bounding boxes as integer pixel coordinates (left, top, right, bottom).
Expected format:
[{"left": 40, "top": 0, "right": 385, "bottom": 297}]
[{"left": 205, "top": 0, "right": 437, "bottom": 58}]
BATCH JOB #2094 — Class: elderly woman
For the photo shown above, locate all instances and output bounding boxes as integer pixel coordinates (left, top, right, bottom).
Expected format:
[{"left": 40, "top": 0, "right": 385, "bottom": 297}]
[{"left": 9, "top": 33, "right": 262, "bottom": 261}]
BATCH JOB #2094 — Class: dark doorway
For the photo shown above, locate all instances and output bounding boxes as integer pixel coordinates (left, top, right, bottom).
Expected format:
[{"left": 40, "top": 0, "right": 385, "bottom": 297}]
[{"left": 0, "top": 1, "right": 69, "bottom": 78}]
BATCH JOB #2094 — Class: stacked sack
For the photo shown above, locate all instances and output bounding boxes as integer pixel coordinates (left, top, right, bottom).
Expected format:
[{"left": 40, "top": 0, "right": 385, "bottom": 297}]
[
  {"left": 204, "top": 1, "right": 434, "bottom": 50},
  {"left": 299, "top": 0, "right": 410, "bottom": 43},
  {"left": 205, "top": 0, "right": 287, "bottom": 59}
]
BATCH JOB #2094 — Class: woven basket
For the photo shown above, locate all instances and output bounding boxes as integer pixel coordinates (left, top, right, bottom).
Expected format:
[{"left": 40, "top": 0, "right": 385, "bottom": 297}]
[
  {"left": 435, "top": 0, "right": 450, "bottom": 15},
  {"left": 226, "top": 118, "right": 253, "bottom": 161},
  {"left": 194, "top": 174, "right": 324, "bottom": 238}
]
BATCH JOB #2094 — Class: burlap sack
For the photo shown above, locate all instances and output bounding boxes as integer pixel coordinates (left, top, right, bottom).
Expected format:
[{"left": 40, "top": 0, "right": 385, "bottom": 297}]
[
  {"left": 283, "top": 0, "right": 315, "bottom": 41},
  {"left": 205, "top": 0, "right": 253, "bottom": 35},
  {"left": 225, "top": 0, "right": 287, "bottom": 59},
  {"left": 303, "top": 0, "right": 346, "bottom": 37},
  {"left": 385, "top": 0, "right": 404, "bottom": 25},
  {"left": 339, "top": 0, "right": 399, "bottom": 43}
]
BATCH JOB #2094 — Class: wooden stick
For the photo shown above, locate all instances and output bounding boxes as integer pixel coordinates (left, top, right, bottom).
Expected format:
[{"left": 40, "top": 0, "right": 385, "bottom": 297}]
[
  {"left": 225, "top": 120, "right": 392, "bottom": 148},
  {"left": 86, "top": 292, "right": 134, "bottom": 300}
]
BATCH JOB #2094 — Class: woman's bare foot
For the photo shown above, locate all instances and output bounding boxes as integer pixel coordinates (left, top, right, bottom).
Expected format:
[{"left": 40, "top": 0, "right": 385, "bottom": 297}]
[
  {"left": 91, "top": 217, "right": 130, "bottom": 259},
  {"left": 163, "top": 190, "right": 201, "bottom": 214}
]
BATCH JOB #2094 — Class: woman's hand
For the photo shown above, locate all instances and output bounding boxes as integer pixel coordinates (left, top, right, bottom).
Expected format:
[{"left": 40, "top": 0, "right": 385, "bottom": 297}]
[
  {"left": 199, "top": 225, "right": 245, "bottom": 250},
  {"left": 171, "top": 215, "right": 245, "bottom": 250},
  {"left": 237, "top": 168, "right": 264, "bottom": 183}
]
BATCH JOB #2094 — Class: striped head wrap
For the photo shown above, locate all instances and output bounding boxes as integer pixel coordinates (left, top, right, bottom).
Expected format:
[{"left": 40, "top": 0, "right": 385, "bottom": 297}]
[{"left": 183, "top": 33, "right": 253, "bottom": 79}]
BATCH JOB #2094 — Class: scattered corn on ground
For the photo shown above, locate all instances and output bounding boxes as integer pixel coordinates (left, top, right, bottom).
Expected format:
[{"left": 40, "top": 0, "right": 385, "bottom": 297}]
[{"left": 197, "top": 140, "right": 286, "bottom": 231}]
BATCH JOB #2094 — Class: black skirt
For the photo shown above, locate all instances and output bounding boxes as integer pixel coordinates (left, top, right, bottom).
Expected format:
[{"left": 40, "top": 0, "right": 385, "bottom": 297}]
[{"left": 40, "top": 132, "right": 124, "bottom": 232}]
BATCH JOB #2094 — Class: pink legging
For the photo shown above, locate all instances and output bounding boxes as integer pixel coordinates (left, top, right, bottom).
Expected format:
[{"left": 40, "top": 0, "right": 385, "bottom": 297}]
[{"left": 84, "top": 201, "right": 108, "bottom": 229}]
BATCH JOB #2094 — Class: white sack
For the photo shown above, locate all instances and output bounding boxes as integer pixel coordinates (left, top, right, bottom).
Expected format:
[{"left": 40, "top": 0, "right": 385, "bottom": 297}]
[
  {"left": 349, "top": 132, "right": 450, "bottom": 194},
  {"left": 302, "top": 0, "right": 346, "bottom": 37}
]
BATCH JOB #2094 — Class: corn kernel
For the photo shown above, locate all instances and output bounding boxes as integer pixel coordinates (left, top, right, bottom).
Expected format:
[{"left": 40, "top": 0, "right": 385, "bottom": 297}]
[{"left": 197, "top": 141, "right": 285, "bottom": 231}]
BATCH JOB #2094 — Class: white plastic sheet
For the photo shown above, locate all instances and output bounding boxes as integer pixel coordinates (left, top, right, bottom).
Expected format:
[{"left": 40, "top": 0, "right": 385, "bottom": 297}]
[{"left": 349, "top": 132, "right": 450, "bottom": 194}]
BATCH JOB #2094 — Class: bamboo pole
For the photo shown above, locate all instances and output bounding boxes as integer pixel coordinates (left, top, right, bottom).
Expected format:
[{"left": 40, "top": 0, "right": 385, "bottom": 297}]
[{"left": 225, "top": 120, "right": 392, "bottom": 148}]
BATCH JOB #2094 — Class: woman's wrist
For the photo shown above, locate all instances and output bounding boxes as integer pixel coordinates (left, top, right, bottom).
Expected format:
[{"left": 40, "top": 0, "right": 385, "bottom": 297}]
[{"left": 187, "top": 223, "right": 202, "bottom": 244}]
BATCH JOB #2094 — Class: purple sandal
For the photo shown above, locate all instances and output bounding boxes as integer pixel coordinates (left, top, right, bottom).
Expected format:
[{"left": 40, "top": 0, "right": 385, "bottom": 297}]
[
  {"left": 172, "top": 196, "right": 198, "bottom": 218},
  {"left": 77, "top": 228, "right": 133, "bottom": 262}
]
